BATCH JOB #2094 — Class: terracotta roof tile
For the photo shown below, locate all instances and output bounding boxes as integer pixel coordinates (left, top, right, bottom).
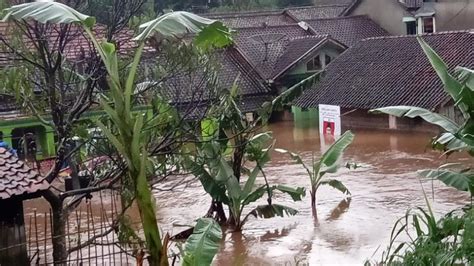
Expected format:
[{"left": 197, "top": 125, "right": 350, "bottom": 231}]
[
  {"left": 287, "top": 5, "right": 348, "bottom": 20},
  {"left": 271, "top": 35, "right": 330, "bottom": 79},
  {"left": 306, "top": 15, "right": 388, "bottom": 47},
  {"left": 294, "top": 31, "right": 474, "bottom": 110},
  {"left": 235, "top": 24, "right": 312, "bottom": 79},
  {"left": 204, "top": 4, "right": 351, "bottom": 29},
  {"left": 206, "top": 11, "right": 298, "bottom": 28},
  {"left": 0, "top": 147, "right": 49, "bottom": 200},
  {"left": 155, "top": 47, "right": 271, "bottom": 112}
]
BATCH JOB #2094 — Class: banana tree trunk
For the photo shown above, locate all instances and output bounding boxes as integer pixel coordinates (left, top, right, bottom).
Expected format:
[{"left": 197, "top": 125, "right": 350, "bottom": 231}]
[
  {"left": 135, "top": 172, "right": 165, "bottom": 266},
  {"left": 310, "top": 188, "right": 317, "bottom": 212}
]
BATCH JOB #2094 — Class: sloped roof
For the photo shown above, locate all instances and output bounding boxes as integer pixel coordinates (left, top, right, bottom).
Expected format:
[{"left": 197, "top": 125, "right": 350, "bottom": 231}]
[
  {"left": 204, "top": 4, "right": 352, "bottom": 28},
  {"left": 271, "top": 35, "right": 346, "bottom": 79},
  {"left": 287, "top": 5, "right": 349, "bottom": 20},
  {"left": 235, "top": 24, "right": 312, "bottom": 79},
  {"left": 0, "top": 22, "right": 135, "bottom": 64},
  {"left": 294, "top": 31, "right": 474, "bottom": 110},
  {"left": 0, "top": 147, "right": 49, "bottom": 199},
  {"left": 156, "top": 47, "right": 271, "bottom": 111},
  {"left": 306, "top": 15, "right": 388, "bottom": 47},
  {"left": 205, "top": 10, "right": 298, "bottom": 28}
]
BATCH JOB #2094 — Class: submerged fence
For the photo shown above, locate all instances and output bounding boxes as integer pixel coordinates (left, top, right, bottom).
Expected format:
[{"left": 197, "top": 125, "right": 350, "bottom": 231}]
[{"left": 1, "top": 191, "right": 142, "bottom": 265}]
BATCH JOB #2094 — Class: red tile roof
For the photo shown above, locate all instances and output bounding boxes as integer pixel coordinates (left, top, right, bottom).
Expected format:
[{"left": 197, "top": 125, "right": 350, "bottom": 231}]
[
  {"left": 206, "top": 10, "right": 298, "bottom": 28},
  {"left": 294, "top": 31, "right": 474, "bottom": 110},
  {"left": 204, "top": 4, "right": 352, "bottom": 28},
  {"left": 286, "top": 5, "right": 348, "bottom": 20},
  {"left": 0, "top": 147, "right": 49, "bottom": 199},
  {"left": 306, "top": 15, "right": 388, "bottom": 47},
  {"left": 235, "top": 24, "right": 312, "bottom": 79},
  {"left": 271, "top": 35, "right": 345, "bottom": 79}
]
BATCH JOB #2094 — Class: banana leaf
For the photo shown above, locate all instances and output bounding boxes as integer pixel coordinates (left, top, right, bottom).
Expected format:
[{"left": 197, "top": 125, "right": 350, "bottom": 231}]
[{"left": 182, "top": 218, "right": 222, "bottom": 266}]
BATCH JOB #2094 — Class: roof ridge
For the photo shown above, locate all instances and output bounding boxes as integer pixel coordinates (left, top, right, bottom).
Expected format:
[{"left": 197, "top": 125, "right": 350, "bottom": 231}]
[
  {"left": 236, "top": 23, "right": 307, "bottom": 30},
  {"left": 289, "top": 34, "right": 329, "bottom": 41},
  {"left": 361, "top": 30, "right": 474, "bottom": 41},
  {"left": 287, "top": 3, "right": 350, "bottom": 9},
  {"left": 304, "top": 14, "right": 369, "bottom": 21},
  {"left": 206, "top": 10, "right": 284, "bottom": 17},
  {"left": 201, "top": 4, "right": 349, "bottom": 17}
]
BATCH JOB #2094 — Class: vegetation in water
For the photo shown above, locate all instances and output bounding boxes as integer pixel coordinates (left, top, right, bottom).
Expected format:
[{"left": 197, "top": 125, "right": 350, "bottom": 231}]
[
  {"left": 276, "top": 131, "right": 354, "bottom": 210},
  {"left": 186, "top": 77, "right": 318, "bottom": 230},
  {"left": 371, "top": 37, "right": 474, "bottom": 265}
]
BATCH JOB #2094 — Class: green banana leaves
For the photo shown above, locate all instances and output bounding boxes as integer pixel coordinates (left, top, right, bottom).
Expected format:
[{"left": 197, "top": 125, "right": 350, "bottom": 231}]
[{"left": 182, "top": 218, "right": 222, "bottom": 266}]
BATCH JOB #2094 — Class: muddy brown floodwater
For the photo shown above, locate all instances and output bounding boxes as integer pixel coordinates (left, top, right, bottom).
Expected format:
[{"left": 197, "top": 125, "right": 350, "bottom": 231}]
[
  {"left": 155, "top": 120, "right": 471, "bottom": 265},
  {"left": 24, "top": 120, "right": 472, "bottom": 265}
]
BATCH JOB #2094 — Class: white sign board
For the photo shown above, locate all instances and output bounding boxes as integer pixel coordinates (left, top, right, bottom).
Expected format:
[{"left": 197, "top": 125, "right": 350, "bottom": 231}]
[{"left": 319, "top": 104, "right": 341, "bottom": 137}]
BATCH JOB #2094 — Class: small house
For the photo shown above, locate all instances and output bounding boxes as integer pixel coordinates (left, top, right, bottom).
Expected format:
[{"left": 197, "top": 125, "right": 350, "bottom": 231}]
[
  {"left": 0, "top": 147, "right": 49, "bottom": 265},
  {"left": 293, "top": 31, "right": 474, "bottom": 131}
]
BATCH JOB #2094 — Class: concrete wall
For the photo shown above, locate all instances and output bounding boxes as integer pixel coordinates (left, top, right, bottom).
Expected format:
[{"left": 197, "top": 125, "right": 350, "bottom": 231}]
[
  {"left": 351, "top": 0, "right": 408, "bottom": 35},
  {"left": 292, "top": 107, "right": 441, "bottom": 133},
  {"left": 434, "top": 0, "right": 474, "bottom": 31},
  {"left": 351, "top": 0, "right": 474, "bottom": 35}
]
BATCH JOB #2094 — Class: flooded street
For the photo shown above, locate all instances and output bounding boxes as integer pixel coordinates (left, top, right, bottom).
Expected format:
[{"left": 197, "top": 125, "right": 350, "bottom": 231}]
[
  {"left": 156, "top": 120, "right": 471, "bottom": 265},
  {"left": 24, "top": 120, "right": 471, "bottom": 265}
]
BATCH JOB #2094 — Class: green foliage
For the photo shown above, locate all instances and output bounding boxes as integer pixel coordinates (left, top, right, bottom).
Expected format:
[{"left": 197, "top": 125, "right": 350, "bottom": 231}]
[
  {"left": 188, "top": 135, "right": 305, "bottom": 230},
  {"left": 275, "top": 131, "right": 354, "bottom": 207},
  {"left": 187, "top": 78, "right": 311, "bottom": 230},
  {"left": 2, "top": 1, "right": 96, "bottom": 27},
  {"left": 182, "top": 218, "right": 222, "bottom": 266},
  {"left": 381, "top": 207, "right": 474, "bottom": 265},
  {"left": 372, "top": 37, "right": 474, "bottom": 266},
  {"left": 134, "top": 11, "right": 233, "bottom": 47},
  {"left": 419, "top": 167, "right": 474, "bottom": 197},
  {"left": 370, "top": 106, "right": 459, "bottom": 132}
]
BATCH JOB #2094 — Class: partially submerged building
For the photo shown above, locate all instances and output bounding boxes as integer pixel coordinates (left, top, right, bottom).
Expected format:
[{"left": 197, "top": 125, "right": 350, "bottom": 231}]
[
  {"left": 0, "top": 147, "right": 49, "bottom": 265},
  {"left": 293, "top": 31, "right": 474, "bottom": 131}
]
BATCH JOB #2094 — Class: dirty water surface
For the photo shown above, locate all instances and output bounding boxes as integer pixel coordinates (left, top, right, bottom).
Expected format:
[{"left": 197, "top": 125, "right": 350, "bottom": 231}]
[
  {"left": 24, "top": 120, "right": 471, "bottom": 265},
  {"left": 155, "top": 121, "right": 471, "bottom": 265}
]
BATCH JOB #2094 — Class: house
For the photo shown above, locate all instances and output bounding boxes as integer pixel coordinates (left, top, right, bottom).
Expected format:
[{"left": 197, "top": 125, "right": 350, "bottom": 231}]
[
  {"left": 204, "top": 4, "right": 355, "bottom": 28},
  {"left": 347, "top": 0, "right": 474, "bottom": 35},
  {"left": 0, "top": 147, "right": 49, "bottom": 265},
  {"left": 0, "top": 7, "right": 389, "bottom": 156},
  {"left": 293, "top": 31, "right": 474, "bottom": 131}
]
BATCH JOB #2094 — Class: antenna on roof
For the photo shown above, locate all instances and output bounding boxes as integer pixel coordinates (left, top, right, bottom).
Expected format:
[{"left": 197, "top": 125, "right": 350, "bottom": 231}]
[{"left": 249, "top": 33, "right": 286, "bottom": 62}]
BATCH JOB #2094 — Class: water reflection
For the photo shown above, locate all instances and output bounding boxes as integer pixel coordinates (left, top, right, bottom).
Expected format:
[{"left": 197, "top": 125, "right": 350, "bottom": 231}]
[{"left": 22, "top": 120, "right": 471, "bottom": 265}]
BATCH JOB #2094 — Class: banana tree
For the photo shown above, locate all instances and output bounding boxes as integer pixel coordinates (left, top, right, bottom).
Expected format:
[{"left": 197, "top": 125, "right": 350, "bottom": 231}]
[
  {"left": 3, "top": 2, "right": 231, "bottom": 265},
  {"left": 370, "top": 37, "right": 474, "bottom": 198},
  {"left": 187, "top": 131, "right": 305, "bottom": 231},
  {"left": 276, "top": 131, "right": 354, "bottom": 209},
  {"left": 182, "top": 218, "right": 222, "bottom": 266}
]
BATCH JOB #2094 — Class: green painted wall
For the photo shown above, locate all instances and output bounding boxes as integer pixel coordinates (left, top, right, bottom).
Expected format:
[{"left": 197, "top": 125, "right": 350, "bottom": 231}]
[
  {"left": 292, "top": 106, "right": 319, "bottom": 128},
  {"left": 0, "top": 105, "right": 152, "bottom": 159}
]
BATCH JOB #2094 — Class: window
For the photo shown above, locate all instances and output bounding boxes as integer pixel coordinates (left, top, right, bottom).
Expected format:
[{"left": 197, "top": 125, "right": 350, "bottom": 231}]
[
  {"left": 325, "top": 54, "right": 332, "bottom": 65},
  {"left": 406, "top": 21, "right": 417, "bottom": 35},
  {"left": 422, "top": 17, "right": 435, "bottom": 33},
  {"left": 306, "top": 55, "right": 321, "bottom": 71}
]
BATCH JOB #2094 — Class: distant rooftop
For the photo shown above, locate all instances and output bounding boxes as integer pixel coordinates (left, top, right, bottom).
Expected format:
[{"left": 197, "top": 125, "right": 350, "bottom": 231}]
[
  {"left": 306, "top": 15, "right": 388, "bottom": 47},
  {"left": 294, "top": 31, "right": 474, "bottom": 110},
  {"left": 204, "top": 3, "right": 355, "bottom": 28}
]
